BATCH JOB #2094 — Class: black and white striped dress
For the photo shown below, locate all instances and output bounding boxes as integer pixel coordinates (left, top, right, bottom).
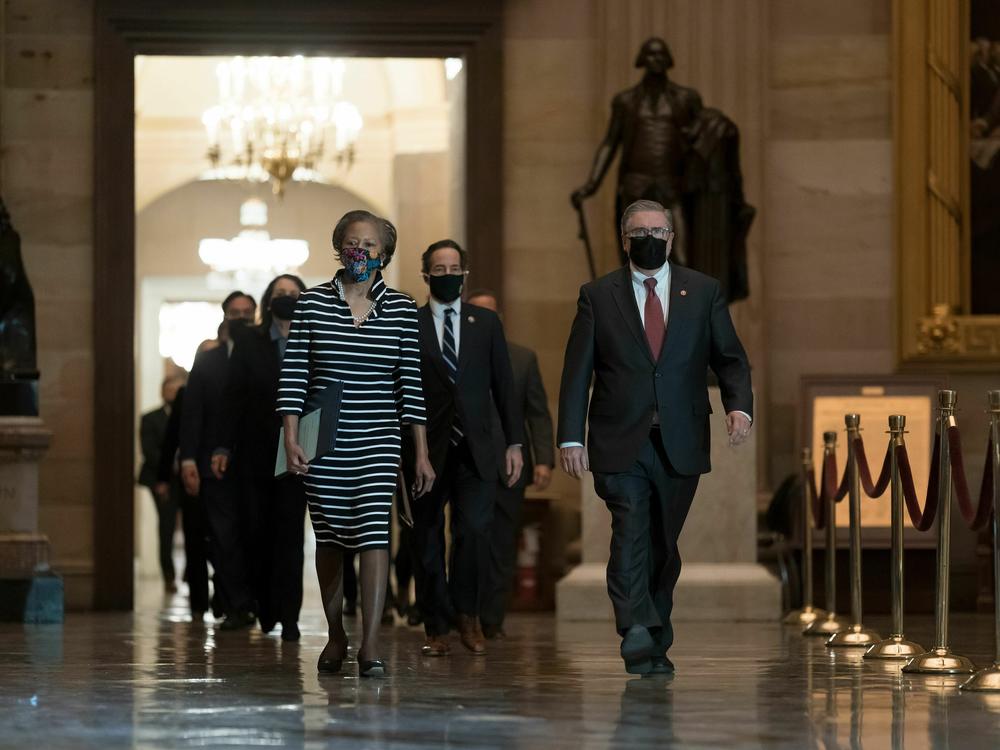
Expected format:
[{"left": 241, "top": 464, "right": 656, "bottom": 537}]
[{"left": 276, "top": 272, "right": 425, "bottom": 550}]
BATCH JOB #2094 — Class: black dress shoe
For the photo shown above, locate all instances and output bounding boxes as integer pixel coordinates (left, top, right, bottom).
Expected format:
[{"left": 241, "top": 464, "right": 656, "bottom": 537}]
[
  {"left": 281, "top": 623, "right": 301, "bottom": 642},
  {"left": 259, "top": 618, "right": 277, "bottom": 635},
  {"left": 318, "top": 642, "right": 348, "bottom": 674},
  {"left": 358, "top": 659, "right": 387, "bottom": 678},
  {"left": 649, "top": 655, "right": 675, "bottom": 674},
  {"left": 219, "top": 611, "right": 256, "bottom": 631},
  {"left": 621, "top": 625, "right": 656, "bottom": 675}
]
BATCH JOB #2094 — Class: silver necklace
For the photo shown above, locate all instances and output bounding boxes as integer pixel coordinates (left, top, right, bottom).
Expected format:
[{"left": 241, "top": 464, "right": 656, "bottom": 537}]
[{"left": 335, "top": 276, "right": 377, "bottom": 328}]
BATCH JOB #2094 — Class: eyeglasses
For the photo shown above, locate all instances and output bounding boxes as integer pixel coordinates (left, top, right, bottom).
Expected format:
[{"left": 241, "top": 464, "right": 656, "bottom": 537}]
[{"left": 625, "top": 227, "right": 673, "bottom": 240}]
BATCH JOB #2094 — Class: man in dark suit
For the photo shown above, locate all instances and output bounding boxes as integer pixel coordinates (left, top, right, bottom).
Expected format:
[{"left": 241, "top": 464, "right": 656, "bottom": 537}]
[
  {"left": 467, "top": 289, "right": 555, "bottom": 640},
  {"left": 405, "top": 239, "right": 524, "bottom": 657},
  {"left": 558, "top": 199, "right": 752, "bottom": 675},
  {"left": 179, "top": 290, "right": 257, "bottom": 630},
  {"left": 138, "top": 376, "right": 182, "bottom": 593}
]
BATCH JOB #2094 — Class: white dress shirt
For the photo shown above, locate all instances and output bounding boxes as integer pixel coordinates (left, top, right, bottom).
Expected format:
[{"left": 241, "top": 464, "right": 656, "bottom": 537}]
[
  {"left": 429, "top": 296, "right": 462, "bottom": 354},
  {"left": 559, "top": 262, "right": 749, "bottom": 450}
]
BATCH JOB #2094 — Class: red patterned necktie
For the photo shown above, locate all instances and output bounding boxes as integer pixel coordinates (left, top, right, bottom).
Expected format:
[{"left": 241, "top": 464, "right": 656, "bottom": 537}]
[{"left": 644, "top": 277, "right": 665, "bottom": 360}]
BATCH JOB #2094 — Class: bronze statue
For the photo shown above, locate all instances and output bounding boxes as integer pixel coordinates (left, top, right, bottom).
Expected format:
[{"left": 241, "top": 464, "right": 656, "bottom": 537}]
[
  {"left": 571, "top": 37, "right": 754, "bottom": 302},
  {"left": 0, "top": 199, "right": 39, "bottom": 415}
]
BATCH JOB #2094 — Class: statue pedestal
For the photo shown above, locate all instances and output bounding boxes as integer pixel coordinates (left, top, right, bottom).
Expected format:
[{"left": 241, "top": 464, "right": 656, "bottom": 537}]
[
  {"left": 0, "top": 416, "right": 63, "bottom": 623},
  {"left": 556, "top": 387, "right": 779, "bottom": 623}
]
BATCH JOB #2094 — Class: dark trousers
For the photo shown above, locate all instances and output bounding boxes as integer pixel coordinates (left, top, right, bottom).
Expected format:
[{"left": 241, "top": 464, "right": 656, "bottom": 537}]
[
  {"left": 179, "top": 481, "right": 211, "bottom": 614},
  {"left": 411, "top": 439, "right": 496, "bottom": 636},
  {"left": 246, "top": 474, "right": 306, "bottom": 627},
  {"left": 201, "top": 475, "right": 255, "bottom": 616},
  {"left": 593, "top": 431, "right": 699, "bottom": 653},
  {"left": 481, "top": 484, "right": 524, "bottom": 628},
  {"left": 146, "top": 485, "right": 178, "bottom": 584},
  {"left": 394, "top": 516, "right": 415, "bottom": 607}
]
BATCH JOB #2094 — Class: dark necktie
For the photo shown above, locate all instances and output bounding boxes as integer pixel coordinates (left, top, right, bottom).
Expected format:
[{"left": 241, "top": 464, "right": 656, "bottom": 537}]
[
  {"left": 442, "top": 308, "right": 463, "bottom": 444},
  {"left": 644, "top": 277, "right": 665, "bottom": 360}
]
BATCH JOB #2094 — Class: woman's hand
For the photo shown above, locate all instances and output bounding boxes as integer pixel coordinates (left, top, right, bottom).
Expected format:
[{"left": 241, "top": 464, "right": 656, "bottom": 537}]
[
  {"left": 286, "top": 439, "right": 309, "bottom": 475},
  {"left": 413, "top": 453, "right": 436, "bottom": 497}
]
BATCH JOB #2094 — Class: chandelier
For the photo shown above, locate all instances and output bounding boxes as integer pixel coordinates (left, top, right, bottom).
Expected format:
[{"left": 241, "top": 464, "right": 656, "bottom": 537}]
[
  {"left": 198, "top": 198, "right": 309, "bottom": 288},
  {"left": 201, "top": 56, "right": 363, "bottom": 197}
]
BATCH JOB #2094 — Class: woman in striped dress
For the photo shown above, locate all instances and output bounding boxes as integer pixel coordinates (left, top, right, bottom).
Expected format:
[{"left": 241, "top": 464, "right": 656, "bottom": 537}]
[{"left": 278, "top": 210, "right": 435, "bottom": 678}]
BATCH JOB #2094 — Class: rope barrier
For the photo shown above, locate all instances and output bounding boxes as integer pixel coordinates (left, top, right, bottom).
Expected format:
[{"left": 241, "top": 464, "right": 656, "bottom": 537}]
[
  {"left": 897, "top": 434, "right": 940, "bottom": 532},
  {"left": 946, "top": 427, "right": 994, "bottom": 532},
  {"left": 853, "top": 436, "right": 892, "bottom": 499},
  {"left": 805, "top": 449, "right": 844, "bottom": 530}
]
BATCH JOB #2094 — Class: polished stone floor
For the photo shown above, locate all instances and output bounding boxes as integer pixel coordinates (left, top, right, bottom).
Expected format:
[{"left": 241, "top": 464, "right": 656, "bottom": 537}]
[{"left": 4, "top": 582, "right": 1000, "bottom": 749}]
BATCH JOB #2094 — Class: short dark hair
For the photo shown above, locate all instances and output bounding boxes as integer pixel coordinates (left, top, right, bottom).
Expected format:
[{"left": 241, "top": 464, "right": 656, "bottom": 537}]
[
  {"left": 331, "top": 209, "right": 398, "bottom": 269},
  {"left": 634, "top": 37, "right": 674, "bottom": 70},
  {"left": 221, "top": 291, "right": 257, "bottom": 313},
  {"left": 465, "top": 288, "right": 497, "bottom": 303},
  {"left": 260, "top": 274, "right": 307, "bottom": 333},
  {"left": 421, "top": 239, "right": 468, "bottom": 274}
]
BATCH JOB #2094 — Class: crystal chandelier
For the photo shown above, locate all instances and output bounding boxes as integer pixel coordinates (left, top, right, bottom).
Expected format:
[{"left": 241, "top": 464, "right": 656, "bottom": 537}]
[
  {"left": 201, "top": 56, "right": 363, "bottom": 197},
  {"left": 198, "top": 198, "right": 309, "bottom": 288}
]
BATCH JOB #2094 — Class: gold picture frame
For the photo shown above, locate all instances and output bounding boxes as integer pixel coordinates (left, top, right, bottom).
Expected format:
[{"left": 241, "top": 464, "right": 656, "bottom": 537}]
[{"left": 895, "top": 0, "right": 1000, "bottom": 367}]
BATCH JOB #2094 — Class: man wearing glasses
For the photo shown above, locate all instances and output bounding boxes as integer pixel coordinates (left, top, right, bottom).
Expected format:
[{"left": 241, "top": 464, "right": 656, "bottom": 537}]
[
  {"left": 403, "top": 239, "right": 523, "bottom": 658},
  {"left": 557, "top": 199, "right": 752, "bottom": 675}
]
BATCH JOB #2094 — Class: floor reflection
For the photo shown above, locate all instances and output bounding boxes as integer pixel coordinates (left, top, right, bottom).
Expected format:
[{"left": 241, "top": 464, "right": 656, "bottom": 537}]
[{"left": 2, "top": 587, "right": 1000, "bottom": 749}]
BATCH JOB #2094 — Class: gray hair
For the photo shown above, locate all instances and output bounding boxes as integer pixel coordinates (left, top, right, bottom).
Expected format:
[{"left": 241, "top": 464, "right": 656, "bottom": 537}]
[
  {"left": 331, "top": 209, "right": 398, "bottom": 268},
  {"left": 620, "top": 200, "right": 674, "bottom": 236}
]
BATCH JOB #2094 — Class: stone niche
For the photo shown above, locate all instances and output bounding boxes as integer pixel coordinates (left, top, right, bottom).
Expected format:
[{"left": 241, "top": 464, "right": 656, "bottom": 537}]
[
  {"left": 557, "top": 387, "right": 780, "bottom": 623},
  {"left": 0, "top": 416, "right": 63, "bottom": 623}
]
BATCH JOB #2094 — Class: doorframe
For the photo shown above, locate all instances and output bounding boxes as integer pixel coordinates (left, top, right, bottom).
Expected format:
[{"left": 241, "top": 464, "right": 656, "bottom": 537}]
[{"left": 94, "top": 0, "right": 503, "bottom": 609}]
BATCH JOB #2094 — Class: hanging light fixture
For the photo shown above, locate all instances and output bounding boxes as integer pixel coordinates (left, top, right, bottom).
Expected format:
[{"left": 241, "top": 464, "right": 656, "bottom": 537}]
[
  {"left": 201, "top": 56, "right": 363, "bottom": 197},
  {"left": 198, "top": 198, "right": 309, "bottom": 288}
]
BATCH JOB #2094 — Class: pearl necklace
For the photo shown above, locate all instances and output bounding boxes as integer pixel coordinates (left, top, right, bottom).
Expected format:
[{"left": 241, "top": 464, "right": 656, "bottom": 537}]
[{"left": 335, "top": 276, "right": 377, "bottom": 328}]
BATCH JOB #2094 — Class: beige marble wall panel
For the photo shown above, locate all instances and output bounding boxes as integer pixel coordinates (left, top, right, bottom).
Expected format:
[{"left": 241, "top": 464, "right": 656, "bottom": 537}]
[
  {"left": 770, "top": 35, "right": 890, "bottom": 87},
  {"left": 5, "top": 0, "right": 91, "bottom": 34},
  {"left": 770, "top": 84, "right": 890, "bottom": 140},
  {"left": 770, "top": 0, "right": 890, "bottom": 36},
  {"left": 4, "top": 34, "right": 92, "bottom": 89}
]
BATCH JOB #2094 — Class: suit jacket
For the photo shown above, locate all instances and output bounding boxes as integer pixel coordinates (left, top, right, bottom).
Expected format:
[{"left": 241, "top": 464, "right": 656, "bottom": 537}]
[
  {"left": 179, "top": 344, "right": 231, "bottom": 479},
  {"left": 491, "top": 342, "right": 554, "bottom": 489},
  {"left": 157, "top": 387, "right": 184, "bottom": 484},
  {"left": 412, "top": 302, "right": 523, "bottom": 481},
  {"left": 217, "top": 324, "right": 284, "bottom": 479},
  {"left": 138, "top": 406, "right": 169, "bottom": 489},
  {"left": 557, "top": 264, "right": 752, "bottom": 476}
]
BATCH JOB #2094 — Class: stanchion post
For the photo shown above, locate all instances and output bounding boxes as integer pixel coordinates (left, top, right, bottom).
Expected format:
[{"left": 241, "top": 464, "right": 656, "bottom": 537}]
[
  {"left": 803, "top": 431, "right": 849, "bottom": 636},
  {"left": 865, "top": 415, "right": 924, "bottom": 659},
  {"left": 961, "top": 390, "right": 1000, "bottom": 690},
  {"left": 903, "top": 390, "right": 975, "bottom": 674},
  {"left": 785, "top": 446, "right": 828, "bottom": 626},
  {"left": 828, "top": 414, "right": 881, "bottom": 647}
]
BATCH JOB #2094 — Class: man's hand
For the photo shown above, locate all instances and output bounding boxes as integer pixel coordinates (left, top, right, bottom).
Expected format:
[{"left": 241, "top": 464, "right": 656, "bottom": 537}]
[
  {"left": 560, "top": 446, "right": 589, "bottom": 479},
  {"left": 153, "top": 482, "right": 170, "bottom": 504},
  {"left": 726, "top": 412, "right": 752, "bottom": 447},
  {"left": 532, "top": 465, "right": 552, "bottom": 491},
  {"left": 180, "top": 463, "right": 200, "bottom": 497},
  {"left": 210, "top": 452, "right": 229, "bottom": 480},
  {"left": 505, "top": 446, "right": 524, "bottom": 488}
]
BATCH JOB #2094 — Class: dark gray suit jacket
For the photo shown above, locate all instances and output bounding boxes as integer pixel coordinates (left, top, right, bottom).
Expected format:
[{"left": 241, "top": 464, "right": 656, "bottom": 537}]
[
  {"left": 557, "top": 263, "right": 752, "bottom": 476},
  {"left": 491, "top": 342, "right": 555, "bottom": 489}
]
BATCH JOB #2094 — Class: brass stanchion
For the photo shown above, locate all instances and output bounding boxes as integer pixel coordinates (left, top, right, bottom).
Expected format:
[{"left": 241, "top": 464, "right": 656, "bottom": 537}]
[
  {"left": 865, "top": 415, "right": 924, "bottom": 659},
  {"left": 903, "top": 390, "right": 975, "bottom": 674},
  {"left": 961, "top": 390, "right": 1000, "bottom": 691},
  {"left": 803, "top": 431, "right": 849, "bottom": 636},
  {"left": 827, "top": 414, "right": 881, "bottom": 647},
  {"left": 785, "top": 446, "right": 827, "bottom": 626}
]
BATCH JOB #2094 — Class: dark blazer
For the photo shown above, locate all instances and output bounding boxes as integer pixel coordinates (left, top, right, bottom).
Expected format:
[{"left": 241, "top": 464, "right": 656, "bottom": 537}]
[
  {"left": 138, "top": 406, "right": 169, "bottom": 489},
  {"left": 179, "top": 344, "right": 231, "bottom": 479},
  {"left": 558, "top": 264, "right": 752, "bottom": 476},
  {"left": 157, "top": 386, "right": 184, "bottom": 484},
  {"left": 491, "top": 342, "right": 554, "bottom": 489},
  {"left": 218, "top": 324, "right": 283, "bottom": 478},
  {"left": 414, "top": 302, "right": 523, "bottom": 481}
]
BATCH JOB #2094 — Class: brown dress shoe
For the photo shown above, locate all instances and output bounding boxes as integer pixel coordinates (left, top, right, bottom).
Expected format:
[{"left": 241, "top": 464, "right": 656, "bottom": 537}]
[
  {"left": 458, "top": 615, "right": 487, "bottom": 655},
  {"left": 421, "top": 636, "right": 450, "bottom": 657}
]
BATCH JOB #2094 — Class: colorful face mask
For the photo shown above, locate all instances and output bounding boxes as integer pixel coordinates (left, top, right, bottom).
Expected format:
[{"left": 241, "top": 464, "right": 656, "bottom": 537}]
[{"left": 341, "top": 246, "right": 382, "bottom": 282}]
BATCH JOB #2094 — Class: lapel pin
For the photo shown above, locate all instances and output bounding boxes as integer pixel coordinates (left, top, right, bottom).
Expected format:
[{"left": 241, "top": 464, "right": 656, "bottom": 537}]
[{"left": 680, "top": 290, "right": 687, "bottom": 297}]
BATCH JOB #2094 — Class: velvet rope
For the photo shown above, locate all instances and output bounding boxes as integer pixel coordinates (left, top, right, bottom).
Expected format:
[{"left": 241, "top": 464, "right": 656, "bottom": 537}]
[
  {"left": 806, "top": 464, "right": 826, "bottom": 530},
  {"left": 946, "top": 427, "right": 994, "bottom": 532},
  {"left": 896, "top": 432, "right": 940, "bottom": 532},
  {"left": 852, "top": 436, "right": 892, "bottom": 499}
]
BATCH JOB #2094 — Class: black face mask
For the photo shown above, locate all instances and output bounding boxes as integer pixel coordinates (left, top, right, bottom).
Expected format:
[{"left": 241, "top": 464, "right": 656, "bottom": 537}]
[
  {"left": 269, "top": 294, "right": 298, "bottom": 321},
  {"left": 427, "top": 273, "right": 464, "bottom": 303},
  {"left": 628, "top": 236, "right": 668, "bottom": 271}
]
